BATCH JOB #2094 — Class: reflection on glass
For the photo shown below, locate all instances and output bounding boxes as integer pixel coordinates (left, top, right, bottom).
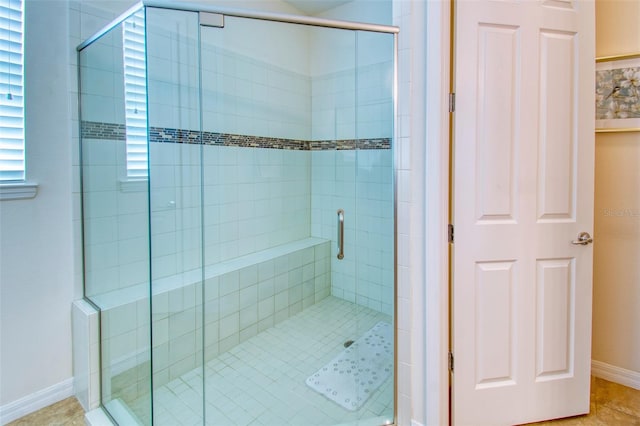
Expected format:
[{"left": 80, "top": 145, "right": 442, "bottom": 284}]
[
  {"left": 123, "top": 9, "right": 148, "bottom": 179},
  {"left": 79, "top": 8, "right": 152, "bottom": 425}
]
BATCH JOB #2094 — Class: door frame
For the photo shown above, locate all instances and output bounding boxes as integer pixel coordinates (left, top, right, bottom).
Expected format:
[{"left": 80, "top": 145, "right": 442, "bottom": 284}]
[{"left": 420, "top": 0, "right": 452, "bottom": 425}]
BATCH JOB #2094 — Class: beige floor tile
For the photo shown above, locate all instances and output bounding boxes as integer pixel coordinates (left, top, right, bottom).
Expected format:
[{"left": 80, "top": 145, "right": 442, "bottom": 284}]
[
  {"left": 593, "top": 405, "right": 640, "bottom": 426},
  {"left": 530, "top": 378, "right": 640, "bottom": 426},
  {"left": 593, "top": 377, "right": 640, "bottom": 418},
  {"left": 6, "top": 397, "right": 84, "bottom": 426}
]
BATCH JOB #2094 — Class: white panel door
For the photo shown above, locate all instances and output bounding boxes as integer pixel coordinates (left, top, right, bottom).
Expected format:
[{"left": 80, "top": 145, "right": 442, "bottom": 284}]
[{"left": 451, "top": 0, "right": 595, "bottom": 424}]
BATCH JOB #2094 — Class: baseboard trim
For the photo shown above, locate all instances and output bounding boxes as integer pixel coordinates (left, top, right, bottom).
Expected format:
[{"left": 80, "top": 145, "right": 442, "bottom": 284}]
[
  {"left": 0, "top": 378, "right": 75, "bottom": 425},
  {"left": 592, "top": 360, "right": 640, "bottom": 390}
]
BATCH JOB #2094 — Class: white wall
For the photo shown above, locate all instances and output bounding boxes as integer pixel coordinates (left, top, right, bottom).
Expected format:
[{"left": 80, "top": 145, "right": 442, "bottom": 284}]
[
  {"left": 0, "top": 0, "right": 76, "bottom": 414},
  {"left": 592, "top": 0, "right": 640, "bottom": 384},
  {"left": 0, "top": 0, "right": 145, "bottom": 420}
]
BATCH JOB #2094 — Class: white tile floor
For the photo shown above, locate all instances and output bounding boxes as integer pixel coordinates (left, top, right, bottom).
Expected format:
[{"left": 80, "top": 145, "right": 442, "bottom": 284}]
[{"left": 126, "top": 296, "right": 394, "bottom": 426}]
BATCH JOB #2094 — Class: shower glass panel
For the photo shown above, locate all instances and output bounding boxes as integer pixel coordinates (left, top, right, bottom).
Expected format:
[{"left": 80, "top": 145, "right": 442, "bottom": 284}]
[
  {"left": 79, "top": 10, "right": 152, "bottom": 425},
  {"left": 145, "top": 8, "right": 205, "bottom": 426},
  {"left": 352, "top": 29, "right": 395, "bottom": 422},
  {"left": 79, "top": 5, "right": 395, "bottom": 425}
]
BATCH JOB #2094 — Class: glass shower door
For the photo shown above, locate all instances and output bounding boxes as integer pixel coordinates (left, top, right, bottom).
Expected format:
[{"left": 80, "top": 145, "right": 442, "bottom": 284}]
[{"left": 198, "top": 14, "right": 395, "bottom": 426}]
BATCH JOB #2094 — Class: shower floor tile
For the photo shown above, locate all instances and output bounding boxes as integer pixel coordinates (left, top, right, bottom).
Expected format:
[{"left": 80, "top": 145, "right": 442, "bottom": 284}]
[{"left": 129, "top": 296, "right": 394, "bottom": 426}]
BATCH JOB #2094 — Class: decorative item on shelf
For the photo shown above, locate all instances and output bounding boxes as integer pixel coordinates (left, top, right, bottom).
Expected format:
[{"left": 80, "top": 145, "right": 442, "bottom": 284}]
[{"left": 595, "top": 53, "right": 640, "bottom": 133}]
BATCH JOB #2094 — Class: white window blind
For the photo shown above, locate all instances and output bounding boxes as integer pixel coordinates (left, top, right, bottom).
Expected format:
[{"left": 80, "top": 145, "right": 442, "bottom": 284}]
[
  {"left": 122, "top": 10, "right": 147, "bottom": 178},
  {"left": 0, "top": 0, "right": 24, "bottom": 182}
]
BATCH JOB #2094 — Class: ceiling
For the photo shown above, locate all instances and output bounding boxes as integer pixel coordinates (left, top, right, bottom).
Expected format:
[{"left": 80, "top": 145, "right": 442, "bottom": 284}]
[{"left": 282, "top": 0, "right": 353, "bottom": 15}]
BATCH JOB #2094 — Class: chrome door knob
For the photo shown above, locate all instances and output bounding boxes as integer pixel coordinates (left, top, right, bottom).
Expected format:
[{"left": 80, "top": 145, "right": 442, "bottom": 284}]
[{"left": 571, "top": 232, "right": 593, "bottom": 245}]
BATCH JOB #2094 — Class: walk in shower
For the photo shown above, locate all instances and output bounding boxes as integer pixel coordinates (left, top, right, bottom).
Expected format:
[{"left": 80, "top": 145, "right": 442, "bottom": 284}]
[{"left": 78, "top": 2, "right": 396, "bottom": 424}]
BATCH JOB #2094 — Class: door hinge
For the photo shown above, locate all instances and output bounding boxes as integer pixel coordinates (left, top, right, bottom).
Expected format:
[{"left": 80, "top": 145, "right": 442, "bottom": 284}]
[
  {"left": 448, "top": 351, "right": 454, "bottom": 372},
  {"left": 448, "top": 224, "right": 454, "bottom": 243},
  {"left": 449, "top": 93, "right": 455, "bottom": 113}
]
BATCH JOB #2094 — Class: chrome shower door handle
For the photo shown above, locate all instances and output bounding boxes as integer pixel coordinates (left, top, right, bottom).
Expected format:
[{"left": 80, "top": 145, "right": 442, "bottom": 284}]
[
  {"left": 571, "top": 231, "right": 593, "bottom": 245},
  {"left": 337, "top": 209, "right": 344, "bottom": 260}
]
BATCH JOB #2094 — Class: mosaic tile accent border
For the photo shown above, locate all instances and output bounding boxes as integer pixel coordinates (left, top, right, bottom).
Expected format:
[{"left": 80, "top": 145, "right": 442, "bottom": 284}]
[
  {"left": 81, "top": 121, "right": 391, "bottom": 150},
  {"left": 81, "top": 121, "right": 126, "bottom": 141},
  {"left": 310, "top": 138, "right": 390, "bottom": 150},
  {"left": 150, "top": 127, "right": 310, "bottom": 150}
]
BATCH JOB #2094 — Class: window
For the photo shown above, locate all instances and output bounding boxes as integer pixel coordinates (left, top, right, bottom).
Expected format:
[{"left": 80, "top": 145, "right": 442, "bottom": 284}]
[
  {"left": 122, "top": 10, "right": 147, "bottom": 178},
  {"left": 0, "top": 0, "right": 24, "bottom": 182}
]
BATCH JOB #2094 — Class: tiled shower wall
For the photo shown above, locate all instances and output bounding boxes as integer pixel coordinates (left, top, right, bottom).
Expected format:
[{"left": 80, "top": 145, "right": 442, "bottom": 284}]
[
  {"left": 199, "top": 18, "right": 312, "bottom": 140},
  {"left": 146, "top": 8, "right": 312, "bottom": 141},
  {"left": 149, "top": 143, "right": 311, "bottom": 278},
  {"left": 81, "top": 6, "right": 393, "bottom": 306},
  {"left": 79, "top": 8, "right": 315, "bottom": 294},
  {"left": 309, "top": 30, "right": 394, "bottom": 316},
  {"left": 79, "top": 20, "right": 148, "bottom": 299},
  {"left": 310, "top": 149, "right": 394, "bottom": 315}
]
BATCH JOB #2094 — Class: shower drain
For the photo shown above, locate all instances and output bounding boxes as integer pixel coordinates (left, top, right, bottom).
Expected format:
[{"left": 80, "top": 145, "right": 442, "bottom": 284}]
[{"left": 343, "top": 340, "right": 354, "bottom": 348}]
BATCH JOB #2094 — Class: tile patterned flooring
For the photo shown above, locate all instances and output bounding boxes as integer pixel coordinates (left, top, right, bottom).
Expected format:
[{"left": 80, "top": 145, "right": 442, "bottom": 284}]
[{"left": 129, "top": 296, "right": 394, "bottom": 426}]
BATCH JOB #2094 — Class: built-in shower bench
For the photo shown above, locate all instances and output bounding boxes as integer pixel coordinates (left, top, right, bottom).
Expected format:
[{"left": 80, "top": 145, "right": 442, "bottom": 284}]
[
  {"left": 91, "top": 237, "right": 331, "bottom": 309},
  {"left": 155, "top": 236, "right": 332, "bottom": 305},
  {"left": 91, "top": 236, "right": 332, "bottom": 391}
]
